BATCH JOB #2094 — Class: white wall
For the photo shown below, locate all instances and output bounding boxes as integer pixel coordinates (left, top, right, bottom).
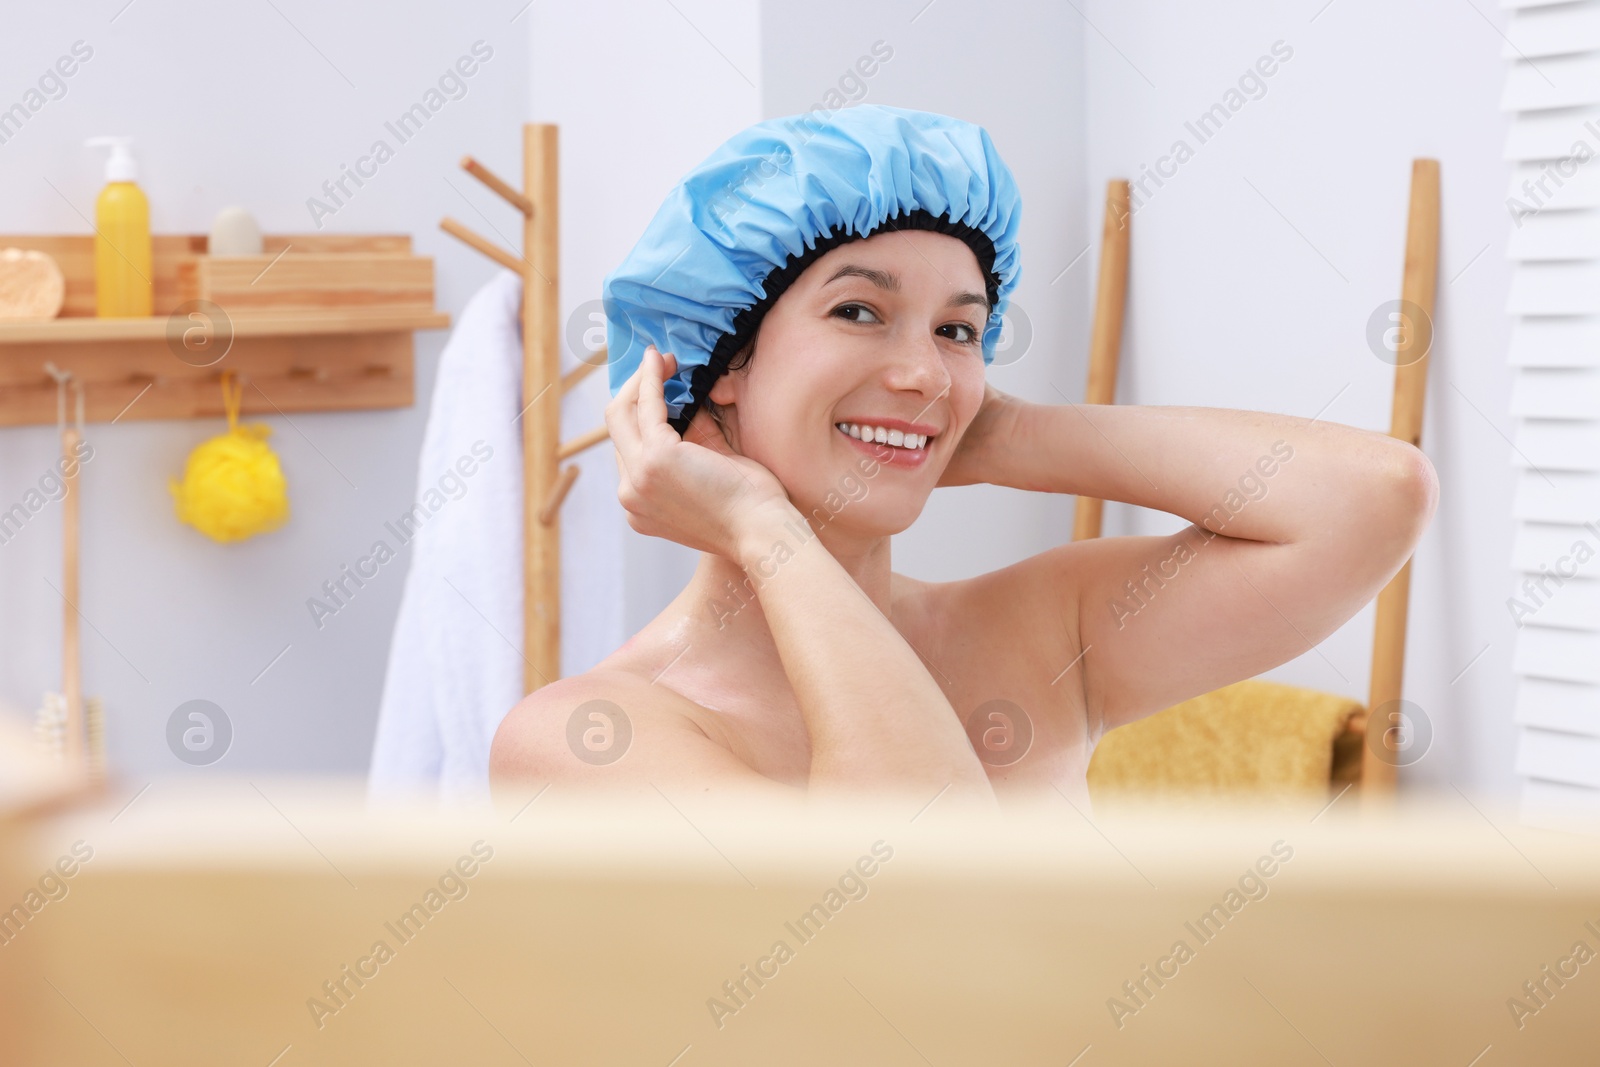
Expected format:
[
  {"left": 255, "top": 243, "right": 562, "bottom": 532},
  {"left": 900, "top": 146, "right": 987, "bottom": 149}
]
[
  {"left": 0, "top": 2, "right": 531, "bottom": 776},
  {"left": 1081, "top": 0, "right": 1518, "bottom": 798}
]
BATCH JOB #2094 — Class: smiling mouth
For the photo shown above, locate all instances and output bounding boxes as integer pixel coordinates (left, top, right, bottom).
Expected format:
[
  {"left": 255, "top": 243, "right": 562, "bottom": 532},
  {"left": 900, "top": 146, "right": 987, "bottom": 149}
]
[{"left": 834, "top": 422, "right": 934, "bottom": 452}]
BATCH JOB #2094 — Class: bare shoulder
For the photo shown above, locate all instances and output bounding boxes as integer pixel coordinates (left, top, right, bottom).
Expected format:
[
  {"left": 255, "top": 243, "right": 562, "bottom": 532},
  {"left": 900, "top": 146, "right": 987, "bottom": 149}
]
[
  {"left": 489, "top": 668, "right": 707, "bottom": 777},
  {"left": 489, "top": 666, "right": 796, "bottom": 798},
  {"left": 890, "top": 557, "right": 1083, "bottom": 717},
  {"left": 893, "top": 549, "right": 1079, "bottom": 667}
]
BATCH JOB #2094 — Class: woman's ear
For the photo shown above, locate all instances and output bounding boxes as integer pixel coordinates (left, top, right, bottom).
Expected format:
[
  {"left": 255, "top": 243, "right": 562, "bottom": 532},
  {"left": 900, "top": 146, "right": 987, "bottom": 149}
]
[
  {"left": 705, "top": 370, "right": 741, "bottom": 442},
  {"left": 704, "top": 334, "right": 753, "bottom": 448},
  {"left": 707, "top": 372, "right": 737, "bottom": 408}
]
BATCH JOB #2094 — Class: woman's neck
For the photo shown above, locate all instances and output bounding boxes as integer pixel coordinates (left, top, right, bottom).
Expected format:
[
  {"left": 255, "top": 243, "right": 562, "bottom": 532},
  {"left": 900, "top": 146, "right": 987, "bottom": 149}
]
[{"left": 677, "top": 517, "right": 895, "bottom": 653}]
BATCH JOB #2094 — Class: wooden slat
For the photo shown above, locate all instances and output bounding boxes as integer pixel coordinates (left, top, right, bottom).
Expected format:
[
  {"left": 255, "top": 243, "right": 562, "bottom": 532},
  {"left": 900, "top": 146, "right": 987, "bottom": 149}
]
[
  {"left": 524, "top": 124, "right": 562, "bottom": 692},
  {"left": 176, "top": 254, "right": 436, "bottom": 312},
  {"left": 259, "top": 234, "right": 413, "bottom": 254},
  {"left": 1362, "top": 159, "right": 1440, "bottom": 798},
  {"left": 1071, "top": 179, "right": 1130, "bottom": 542},
  {"left": 0, "top": 234, "right": 413, "bottom": 317},
  {"left": 0, "top": 333, "right": 413, "bottom": 426},
  {"left": 0, "top": 309, "right": 448, "bottom": 344},
  {"left": 61, "top": 417, "right": 83, "bottom": 769}
]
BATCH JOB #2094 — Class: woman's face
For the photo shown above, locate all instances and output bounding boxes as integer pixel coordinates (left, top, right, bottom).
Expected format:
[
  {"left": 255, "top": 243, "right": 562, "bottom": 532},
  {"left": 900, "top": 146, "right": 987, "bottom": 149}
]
[{"left": 706, "top": 228, "right": 990, "bottom": 535}]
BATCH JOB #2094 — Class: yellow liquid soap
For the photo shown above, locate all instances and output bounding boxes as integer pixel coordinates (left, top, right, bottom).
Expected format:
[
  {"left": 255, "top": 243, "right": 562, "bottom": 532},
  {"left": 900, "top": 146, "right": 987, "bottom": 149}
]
[{"left": 93, "top": 179, "right": 153, "bottom": 318}]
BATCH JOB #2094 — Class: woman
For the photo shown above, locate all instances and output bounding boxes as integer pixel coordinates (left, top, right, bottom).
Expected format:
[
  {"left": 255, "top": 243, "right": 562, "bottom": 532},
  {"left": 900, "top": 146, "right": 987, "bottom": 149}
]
[{"left": 489, "top": 105, "right": 1438, "bottom": 807}]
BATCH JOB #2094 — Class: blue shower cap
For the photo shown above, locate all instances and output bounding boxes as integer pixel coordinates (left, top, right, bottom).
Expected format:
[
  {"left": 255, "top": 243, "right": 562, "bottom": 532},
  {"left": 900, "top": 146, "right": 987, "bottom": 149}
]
[{"left": 602, "top": 103, "right": 1023, "bottom": 435}]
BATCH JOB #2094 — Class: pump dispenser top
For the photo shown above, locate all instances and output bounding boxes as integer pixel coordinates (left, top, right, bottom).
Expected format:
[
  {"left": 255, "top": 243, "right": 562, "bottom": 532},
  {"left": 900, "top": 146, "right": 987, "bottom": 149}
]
[{"left": 85, "top": 136, "right": 139, "bottom": 182}]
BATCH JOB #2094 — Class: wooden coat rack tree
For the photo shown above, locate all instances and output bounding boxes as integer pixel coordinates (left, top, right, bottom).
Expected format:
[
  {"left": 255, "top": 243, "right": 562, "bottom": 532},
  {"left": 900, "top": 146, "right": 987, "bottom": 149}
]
[{"left": 440, "top": 123, "right": 609, "bottom": 693}]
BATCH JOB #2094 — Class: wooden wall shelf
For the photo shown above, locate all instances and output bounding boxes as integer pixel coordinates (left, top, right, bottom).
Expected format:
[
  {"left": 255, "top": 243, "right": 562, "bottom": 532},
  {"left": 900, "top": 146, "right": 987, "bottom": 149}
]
[{"left": 0, "top": 234, "right": 450, "bottom": 427}]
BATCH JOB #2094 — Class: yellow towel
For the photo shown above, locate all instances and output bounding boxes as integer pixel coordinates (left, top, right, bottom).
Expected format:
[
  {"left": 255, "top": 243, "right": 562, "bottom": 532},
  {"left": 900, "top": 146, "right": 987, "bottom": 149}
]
[{"left": 1086, "top": 678, "right": 1361, "bottom": 806}]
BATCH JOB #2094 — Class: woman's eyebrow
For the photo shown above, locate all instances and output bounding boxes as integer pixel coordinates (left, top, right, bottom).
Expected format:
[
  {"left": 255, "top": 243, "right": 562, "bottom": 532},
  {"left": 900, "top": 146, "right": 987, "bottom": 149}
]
[
  {"left": 823, "top": 264, "right": 989, "bottom": 311},
  {"left": 824, "top": 264, "right": 899, "bottom": 292}
]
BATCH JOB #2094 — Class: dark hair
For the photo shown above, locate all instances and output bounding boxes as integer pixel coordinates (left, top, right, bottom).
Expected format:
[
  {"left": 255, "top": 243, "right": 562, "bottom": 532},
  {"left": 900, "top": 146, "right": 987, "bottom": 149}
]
[{"left": 702, "top": 323, "right": 760, "bottom": 427}]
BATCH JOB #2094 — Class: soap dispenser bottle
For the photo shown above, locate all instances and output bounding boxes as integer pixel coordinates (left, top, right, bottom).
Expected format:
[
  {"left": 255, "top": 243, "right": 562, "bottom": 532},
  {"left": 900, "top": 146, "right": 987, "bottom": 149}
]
[{"left": 84, "top": 136, "right": 153, "bottom": 318}]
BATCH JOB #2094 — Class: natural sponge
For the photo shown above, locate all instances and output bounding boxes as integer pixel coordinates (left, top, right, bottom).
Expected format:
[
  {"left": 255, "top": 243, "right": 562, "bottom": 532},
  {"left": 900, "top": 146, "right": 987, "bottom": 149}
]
[
  {"left": 0, "top": 247, "right": 66, "bottom": 321},
  {"left": 169, "top": 372, "right": 289, "bottom": 543}
]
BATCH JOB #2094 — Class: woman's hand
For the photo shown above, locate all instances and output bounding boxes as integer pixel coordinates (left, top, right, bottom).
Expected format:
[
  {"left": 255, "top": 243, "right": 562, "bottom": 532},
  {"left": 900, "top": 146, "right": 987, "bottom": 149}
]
[
  {"left": 606, "top": 344, "right": 794, "bottom": 558},
  {"left": 935, "top": 382, "right": 1023, "bottom": 488}
]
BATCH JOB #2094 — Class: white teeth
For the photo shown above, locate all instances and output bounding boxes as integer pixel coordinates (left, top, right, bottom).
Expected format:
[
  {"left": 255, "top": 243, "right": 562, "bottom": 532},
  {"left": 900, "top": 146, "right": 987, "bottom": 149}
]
[{"left": 835, "top": 423, "right": 930, "bottom": 451}]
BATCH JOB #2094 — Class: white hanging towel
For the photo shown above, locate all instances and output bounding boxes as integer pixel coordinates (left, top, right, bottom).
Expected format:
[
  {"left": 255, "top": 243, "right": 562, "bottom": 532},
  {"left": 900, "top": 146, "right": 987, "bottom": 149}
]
[{"left": 369, "top": 269, "right": 526, "bottom": 808}]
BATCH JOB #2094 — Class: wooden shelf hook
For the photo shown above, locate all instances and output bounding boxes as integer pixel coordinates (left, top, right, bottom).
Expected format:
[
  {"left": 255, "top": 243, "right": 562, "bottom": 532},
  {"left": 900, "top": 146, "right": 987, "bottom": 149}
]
[
  {"left": 440, "top": 217, "right": 523, "bottom": 275},
  {"left": 538, "top": 464, "right": 581, "bottom": 526},
  {"left": 558, "top": 424, "right": 610, "bottom": 462},
  {"left": 461, "top": 155, "right": 535, "bottom": 217}
]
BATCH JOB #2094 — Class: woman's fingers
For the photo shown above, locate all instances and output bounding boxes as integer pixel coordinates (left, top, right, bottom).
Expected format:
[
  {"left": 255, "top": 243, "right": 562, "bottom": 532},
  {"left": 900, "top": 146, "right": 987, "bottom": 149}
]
[
  {"left": 611, "top": 342, "right": 680, "bottom": 486},
  {"left": 606, "top": 351, "right": 647, "bottom": 476},
  {"left": 637, "top": 344, "right": 674, "bottom": 439}
]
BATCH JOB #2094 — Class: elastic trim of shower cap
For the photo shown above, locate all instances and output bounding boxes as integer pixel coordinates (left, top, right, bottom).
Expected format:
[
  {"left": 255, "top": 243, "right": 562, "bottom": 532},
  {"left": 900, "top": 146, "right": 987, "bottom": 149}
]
[{"left": 668, "top": 206, "right": 1001, "bottom": 436}]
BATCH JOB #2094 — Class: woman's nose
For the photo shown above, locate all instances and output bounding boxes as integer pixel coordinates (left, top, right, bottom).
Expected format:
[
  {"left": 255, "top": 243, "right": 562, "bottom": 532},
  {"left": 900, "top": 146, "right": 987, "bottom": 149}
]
[{"left": 881, "top": 329, "right": 952, "bottom": 395}]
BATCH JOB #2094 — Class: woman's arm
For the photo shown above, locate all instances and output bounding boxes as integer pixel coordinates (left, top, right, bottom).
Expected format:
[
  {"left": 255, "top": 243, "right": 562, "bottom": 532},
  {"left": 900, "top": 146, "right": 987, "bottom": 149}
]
[
  {"left": 734, "top": 501, "right": 996, "bottom": 801},
  {"left": 953, "top": 394, "right": 1439, "bottom": 737},
  {"left": 535, "top": 344, "right": 993, "bottom": 802}
]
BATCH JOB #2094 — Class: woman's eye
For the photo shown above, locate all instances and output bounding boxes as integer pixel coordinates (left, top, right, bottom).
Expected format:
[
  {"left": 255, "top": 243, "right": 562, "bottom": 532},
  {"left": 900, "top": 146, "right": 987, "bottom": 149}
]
[
  {"left": 833, "top": 303, "right": 880, "bottom": 324},
  {"left": 941, "top": 322, "right": 982, "bottom": 346}
]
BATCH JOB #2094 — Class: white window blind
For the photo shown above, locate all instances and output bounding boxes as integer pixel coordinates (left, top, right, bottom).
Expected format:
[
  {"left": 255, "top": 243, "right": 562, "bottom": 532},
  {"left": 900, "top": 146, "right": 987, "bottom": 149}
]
[{"left": 1503, "top": 0, "right": 1600, "bottom": 827}]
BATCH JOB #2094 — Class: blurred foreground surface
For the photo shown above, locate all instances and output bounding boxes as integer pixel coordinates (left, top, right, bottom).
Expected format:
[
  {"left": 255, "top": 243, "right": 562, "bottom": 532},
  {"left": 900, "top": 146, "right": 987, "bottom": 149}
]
[{"left": 2, "top": 775, "right": 1597, "bottom": 1066}]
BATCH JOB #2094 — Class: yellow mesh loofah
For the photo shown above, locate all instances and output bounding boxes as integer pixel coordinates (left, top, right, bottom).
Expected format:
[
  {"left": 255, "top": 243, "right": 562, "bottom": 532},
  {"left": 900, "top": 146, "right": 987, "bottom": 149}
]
[{"left": 169, "top": 371, "right": 289, "bottom": 543}]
